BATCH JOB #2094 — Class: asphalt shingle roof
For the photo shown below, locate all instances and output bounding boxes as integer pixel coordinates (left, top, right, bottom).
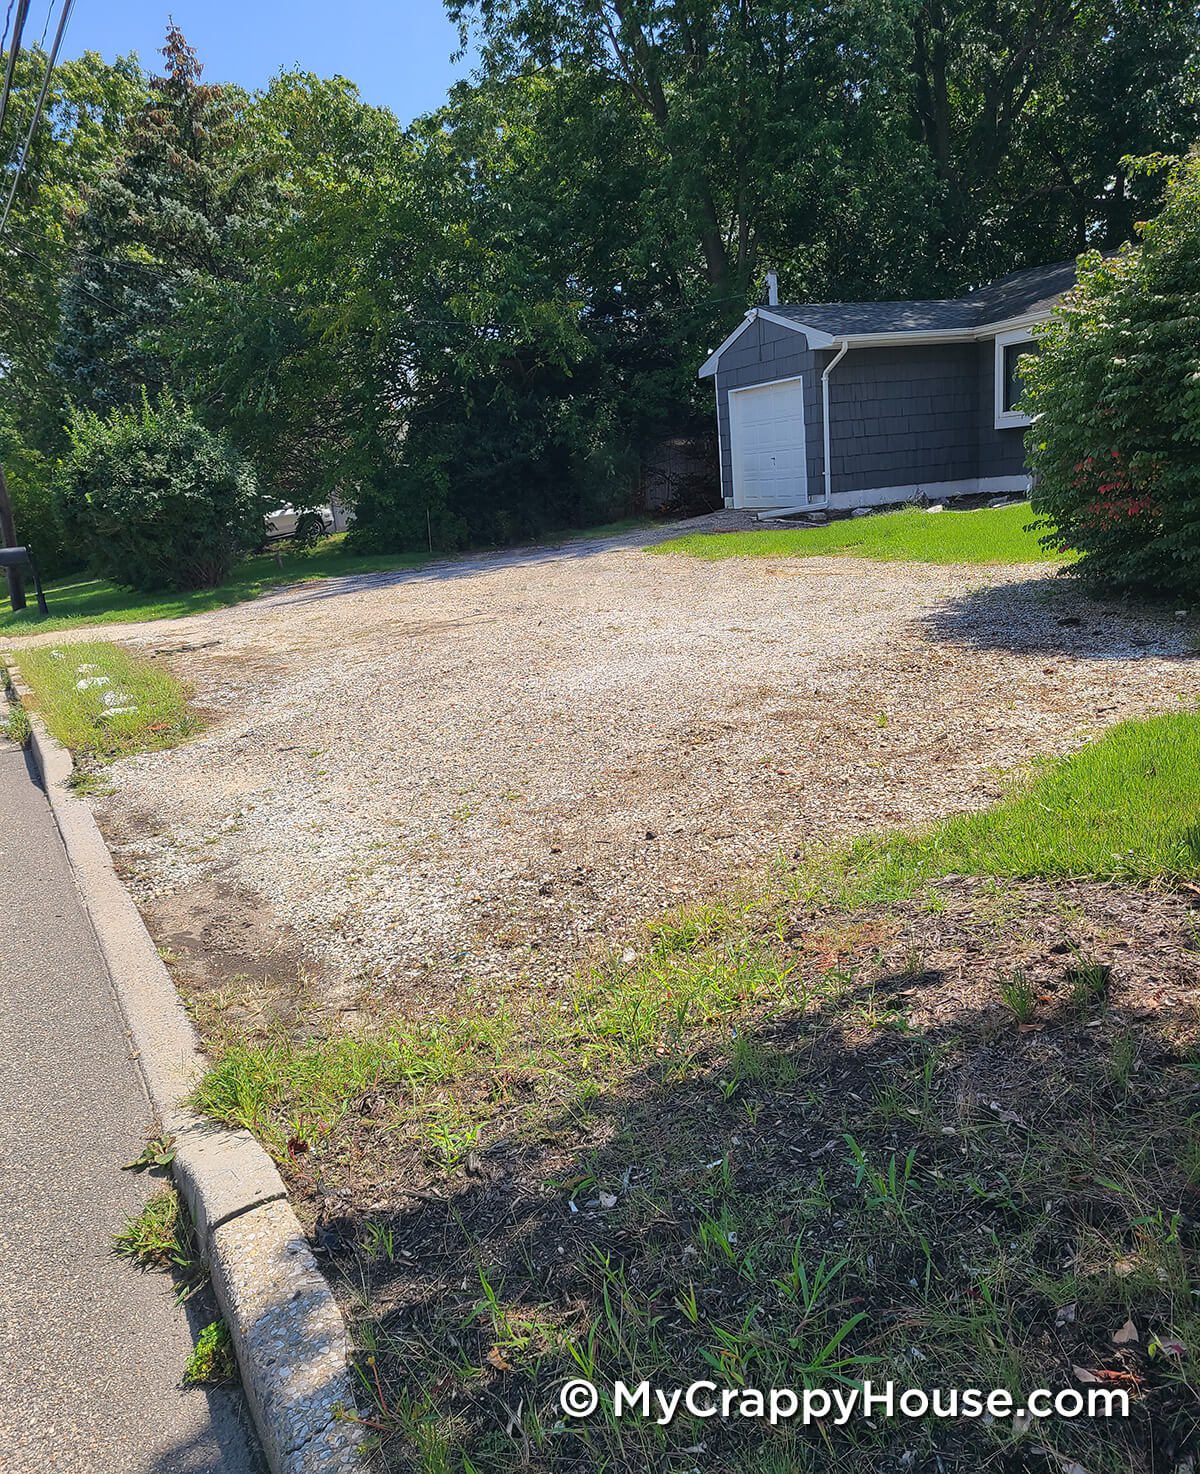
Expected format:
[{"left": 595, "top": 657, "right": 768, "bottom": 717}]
[{"left": 770, "top": 258, "right": 1078, "bottom": 336}]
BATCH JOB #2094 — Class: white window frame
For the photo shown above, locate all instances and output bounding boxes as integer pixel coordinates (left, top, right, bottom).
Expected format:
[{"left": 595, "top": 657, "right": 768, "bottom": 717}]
[{"left": 994, "top": 328, "right": 1037, "bottom": 429}]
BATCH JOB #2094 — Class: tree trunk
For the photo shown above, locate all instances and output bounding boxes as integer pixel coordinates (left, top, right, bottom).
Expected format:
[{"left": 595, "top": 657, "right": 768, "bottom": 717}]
[{"left": 0, "top": 461, "right": 28, "bottom": 612}]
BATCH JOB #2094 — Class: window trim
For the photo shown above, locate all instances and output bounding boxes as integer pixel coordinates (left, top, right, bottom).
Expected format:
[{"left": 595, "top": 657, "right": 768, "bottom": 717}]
[{"left": 994, "top": 328, "right": 1037, "bottom": 429}]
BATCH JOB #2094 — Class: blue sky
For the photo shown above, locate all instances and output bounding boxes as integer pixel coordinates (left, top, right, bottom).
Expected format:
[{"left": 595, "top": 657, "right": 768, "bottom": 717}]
[{"left": 62, "top": 0, "right": 475, "bottom": 123}]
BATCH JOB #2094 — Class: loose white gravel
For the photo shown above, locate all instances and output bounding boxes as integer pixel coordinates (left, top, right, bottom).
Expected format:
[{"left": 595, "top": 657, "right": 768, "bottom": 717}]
[{"left": 79, "top": 518, "right": 1198, "bottom": 1008}]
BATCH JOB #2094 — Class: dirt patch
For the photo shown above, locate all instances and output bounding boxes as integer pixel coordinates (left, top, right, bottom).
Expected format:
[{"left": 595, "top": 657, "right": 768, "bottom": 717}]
[{"left": 220, "top": 875, "right": 1200, "bottom": 1474}]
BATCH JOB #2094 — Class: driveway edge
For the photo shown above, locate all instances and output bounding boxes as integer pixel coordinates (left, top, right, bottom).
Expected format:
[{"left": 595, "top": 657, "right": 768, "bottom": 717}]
[{"left": 2, "top": 653, "right": 366, "bottom": 1474}]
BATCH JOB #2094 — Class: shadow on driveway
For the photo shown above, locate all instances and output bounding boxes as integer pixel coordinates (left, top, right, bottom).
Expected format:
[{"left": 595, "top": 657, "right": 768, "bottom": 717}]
[{"left": 923, "top": 575, "right": 1195, "bottom": 660}]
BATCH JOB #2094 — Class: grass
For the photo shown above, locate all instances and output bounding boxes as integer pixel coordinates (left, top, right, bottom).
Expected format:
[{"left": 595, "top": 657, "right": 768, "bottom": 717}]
[
  {"left": 651, "top": 501, "right": 1069, "bottom": 564},
  {"left": 2, "top": 699, "right": 30, "bottom": 745},
  {"left": 190, "top": 707, "right": 1200, "bottom": 1472},
  {"left": 0, "top": 518, "right": 653, "bottom": 637},
  {"left": 13, "top": 640, "right": 198, "bottom": 762},
  {"left": 814, "top": 707, "right": 1200, "bottom": 908},
  {"left": 0, "top": 536, "right": 429, "bottom": 636},
  {"left": 113, "top": 1187, "right": 201, "bottom": 1281}
]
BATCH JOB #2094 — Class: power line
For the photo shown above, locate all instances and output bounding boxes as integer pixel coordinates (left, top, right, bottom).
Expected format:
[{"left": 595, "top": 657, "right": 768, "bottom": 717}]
[
  {"left": 0, "top": 0, "right": 72, "bottom": 235},
  {"left": 0, "top": 0, "right": 31, "bottom": 141}
]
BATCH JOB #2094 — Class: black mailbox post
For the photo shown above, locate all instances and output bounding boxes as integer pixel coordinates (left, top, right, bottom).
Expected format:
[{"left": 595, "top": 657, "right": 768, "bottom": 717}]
[{"left": 0, "top": 546, "right": 49, "bottom": 616}]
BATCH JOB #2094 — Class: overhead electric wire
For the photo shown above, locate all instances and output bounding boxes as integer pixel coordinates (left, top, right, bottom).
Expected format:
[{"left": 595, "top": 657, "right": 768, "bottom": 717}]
[
  {"left": 0, "top": 0, "right": 31, "bottom": 141},
  {"left": 0, "top": 0, "right": 72, "bottom": 235}
]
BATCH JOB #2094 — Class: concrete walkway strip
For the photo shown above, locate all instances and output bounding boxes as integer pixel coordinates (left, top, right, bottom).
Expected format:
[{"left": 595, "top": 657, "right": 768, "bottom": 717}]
[{"left": 2, "top": 653, "right": 366, "bottom": 1474}]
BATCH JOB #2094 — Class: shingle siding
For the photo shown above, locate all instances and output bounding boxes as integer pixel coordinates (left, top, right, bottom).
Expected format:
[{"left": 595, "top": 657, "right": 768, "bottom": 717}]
[
  {"left": 977, "top": 339, "right": 1029, "bottom": 479},
  {"left": 712, "top": 324, "right": 1033, "bottom": 506}
]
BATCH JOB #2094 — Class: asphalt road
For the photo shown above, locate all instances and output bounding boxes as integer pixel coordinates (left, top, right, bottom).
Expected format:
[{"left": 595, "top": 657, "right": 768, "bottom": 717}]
[{"left": 0, "top": 739, "right": 263, "bottom": 1473}]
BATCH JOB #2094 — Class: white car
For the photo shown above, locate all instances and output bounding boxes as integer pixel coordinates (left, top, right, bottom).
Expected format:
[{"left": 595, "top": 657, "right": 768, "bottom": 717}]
[{"left": 262, "top": 496, "right": 352, "bottom": 545}]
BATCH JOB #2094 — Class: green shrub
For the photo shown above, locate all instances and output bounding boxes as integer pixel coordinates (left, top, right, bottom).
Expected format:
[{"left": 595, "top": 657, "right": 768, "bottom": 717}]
[
  {"left": 55, "top": 393, "right": 262, "bottom": 591},
  {"left": 1025, "top": 150, "right": 1200, "bottom": 599}
]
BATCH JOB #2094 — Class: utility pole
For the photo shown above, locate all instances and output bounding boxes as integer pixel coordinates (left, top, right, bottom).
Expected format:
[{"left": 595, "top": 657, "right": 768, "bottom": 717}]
[{"left": 0, "top": 461, "right": 28, "bottom": 611}]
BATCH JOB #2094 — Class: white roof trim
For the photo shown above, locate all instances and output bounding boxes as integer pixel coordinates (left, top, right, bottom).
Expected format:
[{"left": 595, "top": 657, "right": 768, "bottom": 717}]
[
  {"left": 698, "top": 306, "right": 1054, "bottom": 378},
  {"left": 755, "top": 309, "right": 836, "bottom": 348},
  {"left": 697, "top": 308, "right": 835, "bottom": 378},
  {"left": 697, "top": 311, "right": 756, "bottom": 378}
]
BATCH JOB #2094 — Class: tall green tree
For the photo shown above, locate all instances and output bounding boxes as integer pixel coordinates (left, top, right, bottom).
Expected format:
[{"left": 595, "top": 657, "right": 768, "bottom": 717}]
[
  {"left": 909, "top": 0, "right": 1200, "bottom": 283},
  {"left": 54, "top": 25, "right": 245, "bottom": 410},
  {"left": 449, "top": 0, "right": 925, "bottom": 303},
  {"left": 0, "top": 47, "right": 147, "bottom": 572},
  {"left": 166, "top": 70, "right": 420, "bottom": 508}
]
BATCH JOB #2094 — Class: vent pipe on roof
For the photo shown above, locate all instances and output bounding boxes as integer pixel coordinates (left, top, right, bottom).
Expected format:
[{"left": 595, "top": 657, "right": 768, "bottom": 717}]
[{"left": 765, "top": 270, "right": 779, "bottom": 307}]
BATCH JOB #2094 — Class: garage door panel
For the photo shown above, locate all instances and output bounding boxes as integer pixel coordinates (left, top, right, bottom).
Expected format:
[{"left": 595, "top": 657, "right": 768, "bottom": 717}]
[{"left": 729, "top": 379, "right": 808, "bottom": 509}]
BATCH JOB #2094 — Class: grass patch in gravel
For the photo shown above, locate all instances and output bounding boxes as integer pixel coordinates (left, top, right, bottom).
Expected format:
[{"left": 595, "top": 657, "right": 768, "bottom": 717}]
[
  {"left": 193, "top": 713, "right": 1200, "bottom": 1473},
  {"left": 652, "top": 501, "right": 1066, "bottom": 564},
  {"left": 14, "top": 640, "right": 198, "bottom": 762}
]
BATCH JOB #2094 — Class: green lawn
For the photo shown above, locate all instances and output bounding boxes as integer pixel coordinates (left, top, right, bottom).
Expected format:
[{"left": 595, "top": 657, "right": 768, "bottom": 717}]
[
  {"left": 0, "top": 518, "right": 652, "bottom": 637},
  {"left": 12, "top": 640, "right": 198, "bottom": 761},
  {"left": 652, "top": 501, "right": 1068, "bottom": 564},
  {"left": 812, "top": 705, "right": 1200, "bottom": 907},
  {"left": 0, "top": 536, "right": 429, "bottom": 637}
]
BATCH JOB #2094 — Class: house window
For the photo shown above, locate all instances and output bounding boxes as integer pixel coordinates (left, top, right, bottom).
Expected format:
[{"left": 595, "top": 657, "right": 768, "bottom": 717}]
[{"left": 994, "top": 330, "right": 1039, "bottom": 428}]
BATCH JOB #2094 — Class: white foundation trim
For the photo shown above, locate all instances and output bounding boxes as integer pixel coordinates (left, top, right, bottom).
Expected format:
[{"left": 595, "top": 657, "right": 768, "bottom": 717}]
[{"left": 827, "top": 475, "right": 1030, "bottom": 511}]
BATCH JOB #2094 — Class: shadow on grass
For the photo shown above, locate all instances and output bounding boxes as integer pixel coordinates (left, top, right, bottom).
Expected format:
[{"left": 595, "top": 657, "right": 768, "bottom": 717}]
[
  {"left": 308, "top": 943, "right": 1199, "bottom": 1474},
  {"left": 923, "top": 576, "right": 1195, "bottom": 661}
]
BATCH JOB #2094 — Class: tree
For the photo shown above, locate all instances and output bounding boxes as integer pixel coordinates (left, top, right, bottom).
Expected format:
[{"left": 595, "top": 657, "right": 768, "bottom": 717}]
[
  {"left": 1025, "top": 151, "right": 1200, "bottom": 598},
  {"left": 163, "top": 71, "right": 418, "bottom": 509},
  {"left": 908, "top": 0, "right": 1200, "bottom": 285},
  {"left": 0, "top": 48, "right": 146, "bottom": 574},
  {"left": 449, "top": 0, "right": 925, "bottom": 303},
  {"left": 54, "top": 26, "right": 245, "bottom": 410}
]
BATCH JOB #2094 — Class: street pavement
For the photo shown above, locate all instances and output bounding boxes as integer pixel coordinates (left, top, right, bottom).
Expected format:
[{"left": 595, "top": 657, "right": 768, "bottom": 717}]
[{"left": 0, "top": 739, "right": 263, "bottom": 1473}]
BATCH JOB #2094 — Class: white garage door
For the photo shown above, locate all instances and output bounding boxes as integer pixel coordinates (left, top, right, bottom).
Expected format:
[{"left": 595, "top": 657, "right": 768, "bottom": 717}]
[{"left": 729, "top": 378, "right": 808, "bottom": 510}]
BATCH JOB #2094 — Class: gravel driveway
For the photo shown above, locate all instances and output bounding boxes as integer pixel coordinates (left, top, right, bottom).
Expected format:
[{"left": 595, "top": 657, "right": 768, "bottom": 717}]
[{"left": 86, "top": 521, "right": 1197, "bottom": 1014}]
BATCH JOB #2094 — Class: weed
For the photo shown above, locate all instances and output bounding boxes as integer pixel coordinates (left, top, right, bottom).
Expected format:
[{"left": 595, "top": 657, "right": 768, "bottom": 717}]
[
  {"left": 1068, "top": 957, "right": 1111, "bottom": 1013},
  {"left": 2, "top": 700, "right": 30, "bottom": 745},
  {"left": 113, "top": 1186, "right": 204, "bottom": 1301},
  {"left": 1107, "top": 1028, "right": 1139, "bottom": 1089},
  {"left": 999, "top": 968, "right": 1037, "bottom": 1024},
  {"left": 184, "top": 1319, "right": 236, "bottom": 1384}
]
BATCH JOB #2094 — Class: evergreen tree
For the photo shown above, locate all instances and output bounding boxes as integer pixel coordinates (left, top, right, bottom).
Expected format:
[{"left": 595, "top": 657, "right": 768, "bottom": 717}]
[{"left": 54, "top": 26, "right": 241, "bottom": 410}]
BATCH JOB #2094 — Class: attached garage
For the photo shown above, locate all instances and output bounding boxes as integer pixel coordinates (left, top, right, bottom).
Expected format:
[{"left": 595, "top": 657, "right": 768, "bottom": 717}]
[{"left": 728, "top": 377, "right": 808, "bottom": 510}]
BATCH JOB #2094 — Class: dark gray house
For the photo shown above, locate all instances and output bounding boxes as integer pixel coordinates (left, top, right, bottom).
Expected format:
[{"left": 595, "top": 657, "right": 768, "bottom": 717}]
[{"left": 698, "top": 259, "right": 1077, "bottom": 515}]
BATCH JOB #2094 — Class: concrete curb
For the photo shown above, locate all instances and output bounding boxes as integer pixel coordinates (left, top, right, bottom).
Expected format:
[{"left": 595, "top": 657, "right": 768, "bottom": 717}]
[{"left": 2, "top": 652, "right": 365, "bottom": 1474}]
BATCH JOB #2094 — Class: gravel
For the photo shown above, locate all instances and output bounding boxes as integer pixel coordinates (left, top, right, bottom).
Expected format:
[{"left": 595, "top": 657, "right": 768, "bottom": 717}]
[{"left": 85, "top": 519, "right": 1199, "bottom": 1010}]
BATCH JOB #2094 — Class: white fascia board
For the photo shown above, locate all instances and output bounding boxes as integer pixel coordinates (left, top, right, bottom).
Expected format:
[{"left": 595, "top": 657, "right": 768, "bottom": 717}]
[
  {"left": 699, "top": 305, "right": 1057, "bottom": 378},
  {"left": 697, "top": 308, "right": 836, "bottom": 378},
  {"left": 697, "top": 312, "right": 757, "bottom": 378}
]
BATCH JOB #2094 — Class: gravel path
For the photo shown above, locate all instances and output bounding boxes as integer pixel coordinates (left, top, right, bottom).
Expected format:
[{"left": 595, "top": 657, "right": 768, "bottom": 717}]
[{"left": 75, "top": 521, "right": 1197, "bottom": 1013}]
